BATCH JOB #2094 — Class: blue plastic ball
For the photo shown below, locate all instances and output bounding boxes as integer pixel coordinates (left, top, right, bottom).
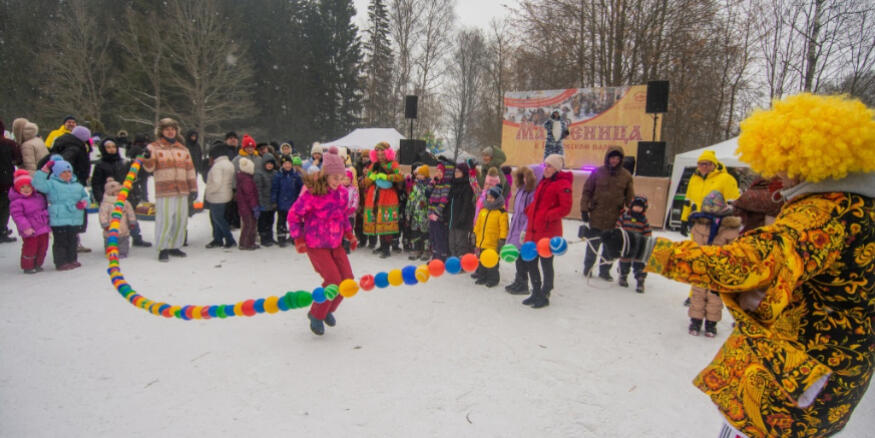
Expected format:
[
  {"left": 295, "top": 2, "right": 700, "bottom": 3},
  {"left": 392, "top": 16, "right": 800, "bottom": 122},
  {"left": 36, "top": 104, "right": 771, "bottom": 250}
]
[
  {"left": 254, "top": 298, "right": 266, "bottom": 313},
  {"left": 445, "top": 257, "right": 462, "bottom": 274},
  {"left": 311, "top": 287, "right": 326, "bottom": 303},
  {"left": 207, "top": 306, "right": 218, "bottom": 318},
  {"left": 401, "top": 265, "right": 418, "bottom": 285},
  {"left": 520, "top": 241, "right": 538, "bottom": 262},
  {"left": 549, "top": 236, "right": 568, "bottom": 256},
  {"left": 374, "top": 272, "right": 390, "bottom": 288}
]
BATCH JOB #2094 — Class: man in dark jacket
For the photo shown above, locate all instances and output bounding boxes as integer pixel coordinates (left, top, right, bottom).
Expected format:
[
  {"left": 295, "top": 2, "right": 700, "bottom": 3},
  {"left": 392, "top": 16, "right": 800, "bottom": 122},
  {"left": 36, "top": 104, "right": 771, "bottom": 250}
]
[
  {"left": 91, "top": 138, "right": 151, "bottom": 247},
  {"left": 579, "top": 146, "right": 635, "bottom": 280},
  {"left": 446, "top": 161, "right": 475, "bottom": 256},
  {"left": 185, "top": 130, "right": 204, "bottom": 180},
  {"left": 0, "top": 119, "right": 22, "bottom": 242}
]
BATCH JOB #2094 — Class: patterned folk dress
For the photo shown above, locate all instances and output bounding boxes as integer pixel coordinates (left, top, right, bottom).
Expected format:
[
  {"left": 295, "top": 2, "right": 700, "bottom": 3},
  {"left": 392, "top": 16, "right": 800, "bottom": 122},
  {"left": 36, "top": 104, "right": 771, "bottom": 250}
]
[
  {"left": 362, "top": 160, "right": 403, "bottom": 236},
  {"left": 647, "top": 192, "right": 875, "bottom": 438}
]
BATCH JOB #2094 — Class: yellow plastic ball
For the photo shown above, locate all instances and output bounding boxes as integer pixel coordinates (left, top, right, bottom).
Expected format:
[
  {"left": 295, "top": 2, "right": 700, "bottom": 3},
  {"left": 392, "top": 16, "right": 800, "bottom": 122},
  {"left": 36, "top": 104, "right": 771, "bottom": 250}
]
[
  {"left": 415, "top": 265, "right": 430, "bottom": 283},
  {"left": 480, "top": 249, "right": 499, "bottom": 268},
  {"left": 388, "top": 269, "right": 404, "bottom": 286},
  {"left": 264, "top": 296, "right": 280, "bottom": 314},
  {"left": 190, "top": 306, "right": 202, "bottom": 319},
  {"left": 339, "top": 279, "right": 360, "bottom": 298}
]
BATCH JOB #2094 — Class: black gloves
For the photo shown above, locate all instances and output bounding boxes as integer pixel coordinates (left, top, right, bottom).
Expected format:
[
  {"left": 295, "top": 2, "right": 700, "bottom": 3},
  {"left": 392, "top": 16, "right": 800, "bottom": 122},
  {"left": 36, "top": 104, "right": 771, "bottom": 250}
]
[
  {"left": 600, "top": 229, "right": 655, "bottom": 262},
  {"left": 680, "top": 221, "right": 689, "bottom": 237},
  {"left": 142, "top": 148, "right": 152, "bottom": 159}
]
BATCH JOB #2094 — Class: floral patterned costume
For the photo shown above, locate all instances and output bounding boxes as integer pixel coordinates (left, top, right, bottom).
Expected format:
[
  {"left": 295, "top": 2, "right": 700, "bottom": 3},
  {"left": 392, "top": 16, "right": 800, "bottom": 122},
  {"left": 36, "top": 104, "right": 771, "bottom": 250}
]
[
  {"left": 648, "top": 191, "right": 874, "bottom": 437},
  {"left": 362, "top": 160, "right": 403, "bottom": 236}
]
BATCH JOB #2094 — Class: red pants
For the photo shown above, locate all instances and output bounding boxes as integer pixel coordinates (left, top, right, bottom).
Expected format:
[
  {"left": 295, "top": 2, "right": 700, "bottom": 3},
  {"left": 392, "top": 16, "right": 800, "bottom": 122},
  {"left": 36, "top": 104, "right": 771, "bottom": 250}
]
[
  {"left": 21, "top": 233, "right": 49, "bottom": 270},
  {"left": 306, "top": 246, "right": 354, "bottom": 320}
]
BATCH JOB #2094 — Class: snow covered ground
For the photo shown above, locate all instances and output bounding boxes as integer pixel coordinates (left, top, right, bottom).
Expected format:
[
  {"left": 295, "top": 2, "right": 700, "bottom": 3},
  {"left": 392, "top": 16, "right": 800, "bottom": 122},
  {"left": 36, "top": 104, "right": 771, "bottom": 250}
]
[{"left": 1, "top": 210, "right": 873, "bottom": 437}]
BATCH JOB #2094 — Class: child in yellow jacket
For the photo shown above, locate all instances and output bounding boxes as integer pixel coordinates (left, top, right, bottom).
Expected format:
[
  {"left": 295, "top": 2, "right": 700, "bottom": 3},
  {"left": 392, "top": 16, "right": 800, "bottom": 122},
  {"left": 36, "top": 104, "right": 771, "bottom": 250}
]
[{"left": 473, "top": 186, "right": 508, "bottom": 287}]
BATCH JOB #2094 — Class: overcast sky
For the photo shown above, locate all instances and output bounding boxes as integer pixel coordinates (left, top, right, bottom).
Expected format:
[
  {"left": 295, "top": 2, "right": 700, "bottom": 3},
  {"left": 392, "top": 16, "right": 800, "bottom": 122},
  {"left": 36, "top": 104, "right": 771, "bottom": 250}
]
[{"left": 352, "top": 0, "right": 516, "bottom": 31}]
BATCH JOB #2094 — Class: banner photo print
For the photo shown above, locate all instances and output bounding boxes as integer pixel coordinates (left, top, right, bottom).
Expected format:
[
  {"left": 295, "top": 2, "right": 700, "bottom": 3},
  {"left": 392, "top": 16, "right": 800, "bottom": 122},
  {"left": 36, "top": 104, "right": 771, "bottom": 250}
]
[{"left": 502, "top": 85, "right": 660, "bottom": 168}]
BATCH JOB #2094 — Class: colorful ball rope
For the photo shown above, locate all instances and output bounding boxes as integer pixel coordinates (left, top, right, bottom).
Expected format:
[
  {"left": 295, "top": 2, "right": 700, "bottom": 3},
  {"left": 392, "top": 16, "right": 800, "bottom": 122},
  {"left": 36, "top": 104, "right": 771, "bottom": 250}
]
[{"left": 106, "top": 159, "right": 572, "bottom": 320}]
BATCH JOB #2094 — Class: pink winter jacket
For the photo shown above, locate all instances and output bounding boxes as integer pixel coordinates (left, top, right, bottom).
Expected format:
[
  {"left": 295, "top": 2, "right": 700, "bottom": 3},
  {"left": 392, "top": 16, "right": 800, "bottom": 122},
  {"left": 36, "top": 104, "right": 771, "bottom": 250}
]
[{"left": 287, "top": 185, "right": 351, "bottom": 249}]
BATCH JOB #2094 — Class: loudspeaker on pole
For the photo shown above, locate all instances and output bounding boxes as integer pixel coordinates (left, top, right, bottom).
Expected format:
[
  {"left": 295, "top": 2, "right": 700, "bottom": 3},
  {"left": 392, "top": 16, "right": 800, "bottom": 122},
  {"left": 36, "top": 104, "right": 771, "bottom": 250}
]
[
  {"left": 645, "top": 81, "right": 669, "bottom": 114},
  {"left": 405, "top": 95, "right": 418, "bottom": 119}
]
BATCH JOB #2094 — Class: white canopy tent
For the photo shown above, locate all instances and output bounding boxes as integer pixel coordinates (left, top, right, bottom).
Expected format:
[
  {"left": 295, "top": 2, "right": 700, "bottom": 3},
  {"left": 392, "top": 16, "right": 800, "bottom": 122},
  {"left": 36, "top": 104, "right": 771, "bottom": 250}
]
[
  {"left": 663, "top": 136, "right": 750, "bottom": 227},
  {"left": 322, "top": 128, "right": 405, "bottom": 151}
]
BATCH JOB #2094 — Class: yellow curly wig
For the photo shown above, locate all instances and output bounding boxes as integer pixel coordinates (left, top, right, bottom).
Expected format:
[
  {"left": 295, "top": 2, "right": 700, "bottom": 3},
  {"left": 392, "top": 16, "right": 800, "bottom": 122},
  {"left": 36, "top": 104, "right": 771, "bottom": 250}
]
[{"left": 736, "top": 93, "right": 875, "bottom": 182}]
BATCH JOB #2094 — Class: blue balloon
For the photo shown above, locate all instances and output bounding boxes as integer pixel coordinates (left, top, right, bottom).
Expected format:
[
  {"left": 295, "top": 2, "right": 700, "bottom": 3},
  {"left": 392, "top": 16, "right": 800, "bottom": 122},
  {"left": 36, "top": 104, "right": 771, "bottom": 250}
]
[
  {"left": 374, "top": 272, "right": 390, "bottom": 288},
  {"left": 549, "top": 236, "right": 568, "bottom": 256},
  {"left": 445, "top": 257, "right": 462, "bottom": 274},
  {"left": 311, "top": 287, "right": 326, "bottom": 303},
  {"left": 520, "top": 241, "right": 538, "bottom": 262},
  {"left": 401, "top": 265, "right": 418, "bottom": 285}
]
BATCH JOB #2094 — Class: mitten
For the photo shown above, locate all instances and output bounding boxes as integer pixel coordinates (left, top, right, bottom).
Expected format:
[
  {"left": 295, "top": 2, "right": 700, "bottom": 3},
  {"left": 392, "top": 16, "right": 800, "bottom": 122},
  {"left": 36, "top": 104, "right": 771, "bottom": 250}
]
[
  {"left": 468, "top": 167, "right": 478, "bottom": 178},
  {"left": 23, "top": 228, "right": 34, "bottom": 237},
  {"left": 344, "top": 230, "right": 358, "bottom": 251},
  {"left": 76, "top": 200, "right": 87, "bottom": 210},
  {"left": 601, "top": 229, "right": 655, "bottom": 262},
  {"left": 142, "top": 148, "right": 152, "bottom": 159},
  {"left": 41, "top": 160, "right": 55, "bottom": 174},
  {"left": 294, "top": 237, "right": 307, "bottom": 254},
  {"left": 680, "top": 221, "right": 690, "bottom": 237}
]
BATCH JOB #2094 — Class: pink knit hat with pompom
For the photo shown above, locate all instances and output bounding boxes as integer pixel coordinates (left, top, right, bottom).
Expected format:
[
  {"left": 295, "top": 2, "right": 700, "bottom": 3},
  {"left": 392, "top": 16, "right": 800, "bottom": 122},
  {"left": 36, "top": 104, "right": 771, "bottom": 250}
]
[{"left": 322, "top": 146, "right": 346, "bottom": 176}]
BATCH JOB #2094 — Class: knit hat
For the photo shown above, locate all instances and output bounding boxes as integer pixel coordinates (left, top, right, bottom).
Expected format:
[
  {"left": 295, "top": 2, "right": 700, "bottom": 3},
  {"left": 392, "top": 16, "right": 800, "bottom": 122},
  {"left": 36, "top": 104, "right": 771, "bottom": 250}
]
[
  {"left": 104, "top": 177, "right": 122, "bottom": 197},
  {"left": 263, "top": 153, "right": 276, "bottom": 168},
  {"left": 241, "top": 134, "right": 256, "bottom": 149},
  {"left": 63, "top": 115, "right": 76, "bottom": 123},
  {"left": 487, "top": 185, "right": 502, "bottom": 199},
  {"left": 697, "top": 150, "right": 718, "bottom": 165},
  {"left": 292, "top": 156, "right": 303, "bottom": 167},
  {"left": 311, "top": 142, "right": 323, "bottom": 155},
  {"left": 51, "top": 156, "right": 73, "bottom": 178},
  {"left": 484, "top": 173, "right": 501, "bottom": 188},
  {"left": 155, "top": 117, "right": 180, "bottom": 140},
  {"left": 225, "top": 131, "right": 238, "bottom": 140},
  {"left": 630, "top": 195, "right": 648, "bottom": 211},
  {"left": 72, "top": 126, "right": 91, "bottom": 142},
  {"left": 13, "top": 169, "right": 32, "bottom": 193},
  {"left": 321, "top": 146, "right": 346, "bottom": 176},
  {"left": 239, "top": 157, "right": 255, "bottom": 175},
  {"left": 455, "top": 162, "right": 469, "bottom": 176},
  {"left": 544, "top": 153, "right": 564, "bottom": 170},
  {"left": 209, "top": 143, "right": 228, "bottom": 160},
  {"left": 700, "top": 190, "right": 732, "bottom": 216},
  {"left": 415, "top": 165, "right": 430, "bottom": 178}
]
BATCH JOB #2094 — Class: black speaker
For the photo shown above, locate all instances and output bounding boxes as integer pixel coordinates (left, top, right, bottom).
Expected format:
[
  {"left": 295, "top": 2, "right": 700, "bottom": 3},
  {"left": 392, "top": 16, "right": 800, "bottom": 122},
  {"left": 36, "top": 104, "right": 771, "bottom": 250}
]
[
  {"left": 636, "top": 141, "right": 666, "bottom": 176},
  {"left": 645, "top": 80, "right": 669, "bottom": 113},
  {"left": 405, "top": 95, "right": 418, "bottom": 119},
  {"left": 399, "top": 139, "right": 426, "bottom": 165}
]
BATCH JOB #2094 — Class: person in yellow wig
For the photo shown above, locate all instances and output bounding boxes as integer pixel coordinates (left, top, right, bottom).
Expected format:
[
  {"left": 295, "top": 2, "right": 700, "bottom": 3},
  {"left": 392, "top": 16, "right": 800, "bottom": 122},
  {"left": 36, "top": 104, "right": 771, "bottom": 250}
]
[{"left": 601, "top": 93, "right": 875, "bottom": 438}]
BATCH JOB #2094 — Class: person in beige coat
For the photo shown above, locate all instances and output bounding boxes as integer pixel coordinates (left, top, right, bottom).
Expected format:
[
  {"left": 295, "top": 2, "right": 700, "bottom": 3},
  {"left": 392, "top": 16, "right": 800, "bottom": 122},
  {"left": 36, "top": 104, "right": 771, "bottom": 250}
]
[
  {"left": 98, "top": 178, "right": 137, "bottom": 258},
  {"left": 687, "top": 190, "right": 741, "bottom": 337},
  {"left": 18, "top": 122, "right": 48, "bottom": 174},
  {"left": 204, "top": 144, "right": 236, "bottom": 248}
]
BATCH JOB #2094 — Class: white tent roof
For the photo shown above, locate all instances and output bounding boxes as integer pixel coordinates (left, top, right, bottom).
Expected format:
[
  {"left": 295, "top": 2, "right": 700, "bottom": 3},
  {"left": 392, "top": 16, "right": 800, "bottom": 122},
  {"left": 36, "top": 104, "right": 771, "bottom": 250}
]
[
  {"left": 664, "top": 137, "right": 748, "bottom": 227},
  {"left": 322, "top": 128, "right": 405, "bottom": 151}
]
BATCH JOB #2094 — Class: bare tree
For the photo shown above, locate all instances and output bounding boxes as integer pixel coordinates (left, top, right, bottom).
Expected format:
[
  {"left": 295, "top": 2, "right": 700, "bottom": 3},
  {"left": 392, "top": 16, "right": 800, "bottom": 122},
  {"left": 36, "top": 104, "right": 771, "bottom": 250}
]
[
  {"left": 411, "top": 0, "right": 455, "bottom": 136},
  {"left": 163, "top": 0, "right": 256, "bottom": 141},
  {"left": 118, "top": 7, "right": 171, "bottom": 128},
  {"left": 388, "top": 0, "right": 423, "bottom": 128},
  {"left": 37, "top": 0, "right": 113, "bottom": 128},
  {"left": 446, "top": 29, "right": 487, "bottom": 159}
]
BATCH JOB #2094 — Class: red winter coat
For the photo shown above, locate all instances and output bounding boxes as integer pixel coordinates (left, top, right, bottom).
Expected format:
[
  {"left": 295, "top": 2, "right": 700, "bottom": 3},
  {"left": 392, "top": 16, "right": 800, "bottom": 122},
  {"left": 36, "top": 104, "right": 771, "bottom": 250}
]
[{"left": 524, "top": 170, "right": 573, "bottom": 242}]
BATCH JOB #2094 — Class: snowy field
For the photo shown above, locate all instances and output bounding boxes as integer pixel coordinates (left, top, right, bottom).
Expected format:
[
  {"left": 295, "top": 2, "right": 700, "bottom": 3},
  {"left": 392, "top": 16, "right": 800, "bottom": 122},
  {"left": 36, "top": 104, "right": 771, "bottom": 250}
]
[{"left": 2, "top": 210, "right": 873, "bottom": 437}]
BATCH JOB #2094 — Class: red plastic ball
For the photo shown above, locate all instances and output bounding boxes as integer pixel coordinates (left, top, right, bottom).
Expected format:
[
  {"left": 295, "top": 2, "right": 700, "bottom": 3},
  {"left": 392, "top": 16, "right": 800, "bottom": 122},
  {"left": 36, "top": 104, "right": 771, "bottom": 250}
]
[
  {"left": 359, "top": 274, "right": 376, "bottom": 291},
  {"left": 428, "top": 259, "right": 445, "bottom": 277},
  {"left": 537, "top": 238, "right": 553, "bottom": 258},
  {"left": 242, "top": 299, "right": 257, "bottom": 317},
  {"left": 461, "top": 253, "right": 479, "bottom": 272}
]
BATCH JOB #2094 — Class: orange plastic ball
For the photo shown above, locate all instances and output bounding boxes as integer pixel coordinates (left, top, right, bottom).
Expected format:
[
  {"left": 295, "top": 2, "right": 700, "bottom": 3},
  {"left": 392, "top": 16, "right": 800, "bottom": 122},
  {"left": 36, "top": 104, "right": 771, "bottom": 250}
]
[
  {"left": 427, "top": 259, "right": 445, "bottom": 277},
  {"left": 537, "top": 238, "right": 553, "bottom": 258},
  {"left": 461, "top": 253, "right": 479, "bottom": 272}
]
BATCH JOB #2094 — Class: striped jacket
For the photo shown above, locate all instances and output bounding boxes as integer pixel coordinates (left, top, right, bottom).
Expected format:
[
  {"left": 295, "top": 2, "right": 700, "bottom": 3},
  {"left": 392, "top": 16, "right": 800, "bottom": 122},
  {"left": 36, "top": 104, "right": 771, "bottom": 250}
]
[{"left": 142, "top": 138, "right": 197, "bottom": 198}]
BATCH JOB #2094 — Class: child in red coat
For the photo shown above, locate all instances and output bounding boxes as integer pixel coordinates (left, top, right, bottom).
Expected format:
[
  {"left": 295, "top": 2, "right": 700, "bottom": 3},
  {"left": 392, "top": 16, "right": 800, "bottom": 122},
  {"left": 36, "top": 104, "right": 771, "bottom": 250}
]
[
  {"left": 287, "top": 147, "right": 357, "bottom": 335},
  {"left": 236, "top": 157, "right": 259, "bottom": 250}
]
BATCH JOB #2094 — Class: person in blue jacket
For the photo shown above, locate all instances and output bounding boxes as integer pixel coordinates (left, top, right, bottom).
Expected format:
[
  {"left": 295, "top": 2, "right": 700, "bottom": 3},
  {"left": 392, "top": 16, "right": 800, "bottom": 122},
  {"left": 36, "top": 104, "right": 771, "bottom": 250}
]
[
  {"left": 271, "top": 156, "right": 303, "bottom": 247},
  {"left": 31, "top": 155, "right": 90, "bottom": 270}
]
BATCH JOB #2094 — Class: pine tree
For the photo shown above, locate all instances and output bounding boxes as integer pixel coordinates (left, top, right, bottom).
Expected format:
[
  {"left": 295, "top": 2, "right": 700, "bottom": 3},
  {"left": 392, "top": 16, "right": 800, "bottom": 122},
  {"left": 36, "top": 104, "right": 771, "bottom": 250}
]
[{"left": 363, "top": 0, "right": 395, "bottom": 127}]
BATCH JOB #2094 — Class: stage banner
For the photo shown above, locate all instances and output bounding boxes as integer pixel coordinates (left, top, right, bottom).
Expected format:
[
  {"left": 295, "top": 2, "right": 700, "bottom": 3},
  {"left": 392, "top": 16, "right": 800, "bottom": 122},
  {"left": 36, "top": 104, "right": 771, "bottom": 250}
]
[{"left": 501, "top": 85, "right": 659, "bottom": 168}]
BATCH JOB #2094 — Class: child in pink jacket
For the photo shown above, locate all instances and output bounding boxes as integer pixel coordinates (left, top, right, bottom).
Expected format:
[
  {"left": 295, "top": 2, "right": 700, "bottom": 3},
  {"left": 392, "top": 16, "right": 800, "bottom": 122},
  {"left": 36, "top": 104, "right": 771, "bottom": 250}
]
[
  {"left": 287, "top": 147, "right": 357, "bottom": 336},
  {"left": 9, "top": 170, "right": 50, "bottom": 273}
]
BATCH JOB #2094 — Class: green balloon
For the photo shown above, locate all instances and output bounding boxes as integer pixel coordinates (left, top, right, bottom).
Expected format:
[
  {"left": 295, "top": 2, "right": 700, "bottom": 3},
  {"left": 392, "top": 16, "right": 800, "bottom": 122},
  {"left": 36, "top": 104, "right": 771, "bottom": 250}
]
[
  {"left": 325, "top": 284, "right": 339, "bottom": 300},
  {"left": 500, "top": 244, "right": 520, "bottom": 262},
  {"left": 295, "top": 291, "right": 313, "bottom": 308}
]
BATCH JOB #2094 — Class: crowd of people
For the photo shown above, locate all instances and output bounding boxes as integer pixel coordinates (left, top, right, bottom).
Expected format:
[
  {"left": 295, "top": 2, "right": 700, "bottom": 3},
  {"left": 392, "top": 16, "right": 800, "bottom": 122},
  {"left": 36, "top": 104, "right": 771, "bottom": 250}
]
[{"left": 1, "top": 91, "right": 873, "bottom": 437}]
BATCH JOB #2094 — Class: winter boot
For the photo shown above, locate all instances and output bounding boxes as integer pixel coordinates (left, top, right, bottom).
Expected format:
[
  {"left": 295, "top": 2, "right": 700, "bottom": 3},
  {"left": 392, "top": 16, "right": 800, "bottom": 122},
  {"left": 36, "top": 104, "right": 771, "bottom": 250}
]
[
  {"left": 367, "top": 236, "right": 377, "bottom": 249},
  {"left": 704, "top": 320, "right": 717, "bottom": 338},
  {"left": 529, "top": 288, "right": 549, "bottom": 309},
  {"left": 379, "top": 243, "right": 391, "bottom": 259},
  {"left": 635, "top": 277, "right": 645, "bottom": 293},
  {"left": 505, "top": 270, "right": 527, "bottom": 294},
  {"left": 683, "top": 297, "right": 691, "bottom": 307},
  {"left": 131, "top": 231, "right": 152, "bottom": 247},
  {"left": 261, "top": 233, "right": 275, "bottom": 247},
  {"left": 618, "top": 276, "right": 629, "bottom": 288},
  {"left": 308, "top": 313, "right": 325, "bottom": 336},
  {"left": 324, "top": 312, "right": 336, "bottom": 327},
  {"left": 277, "top": 236, "right": 289, "bottom": 248},
  {"left": 688, "top": 318, "right": 703, "bottom": 336},
  {"left": 597, "top": 270, "right": 613, "bottom": 282},
  {"left": 158, "top": 249, "right": 170, "bottom": 262}
]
